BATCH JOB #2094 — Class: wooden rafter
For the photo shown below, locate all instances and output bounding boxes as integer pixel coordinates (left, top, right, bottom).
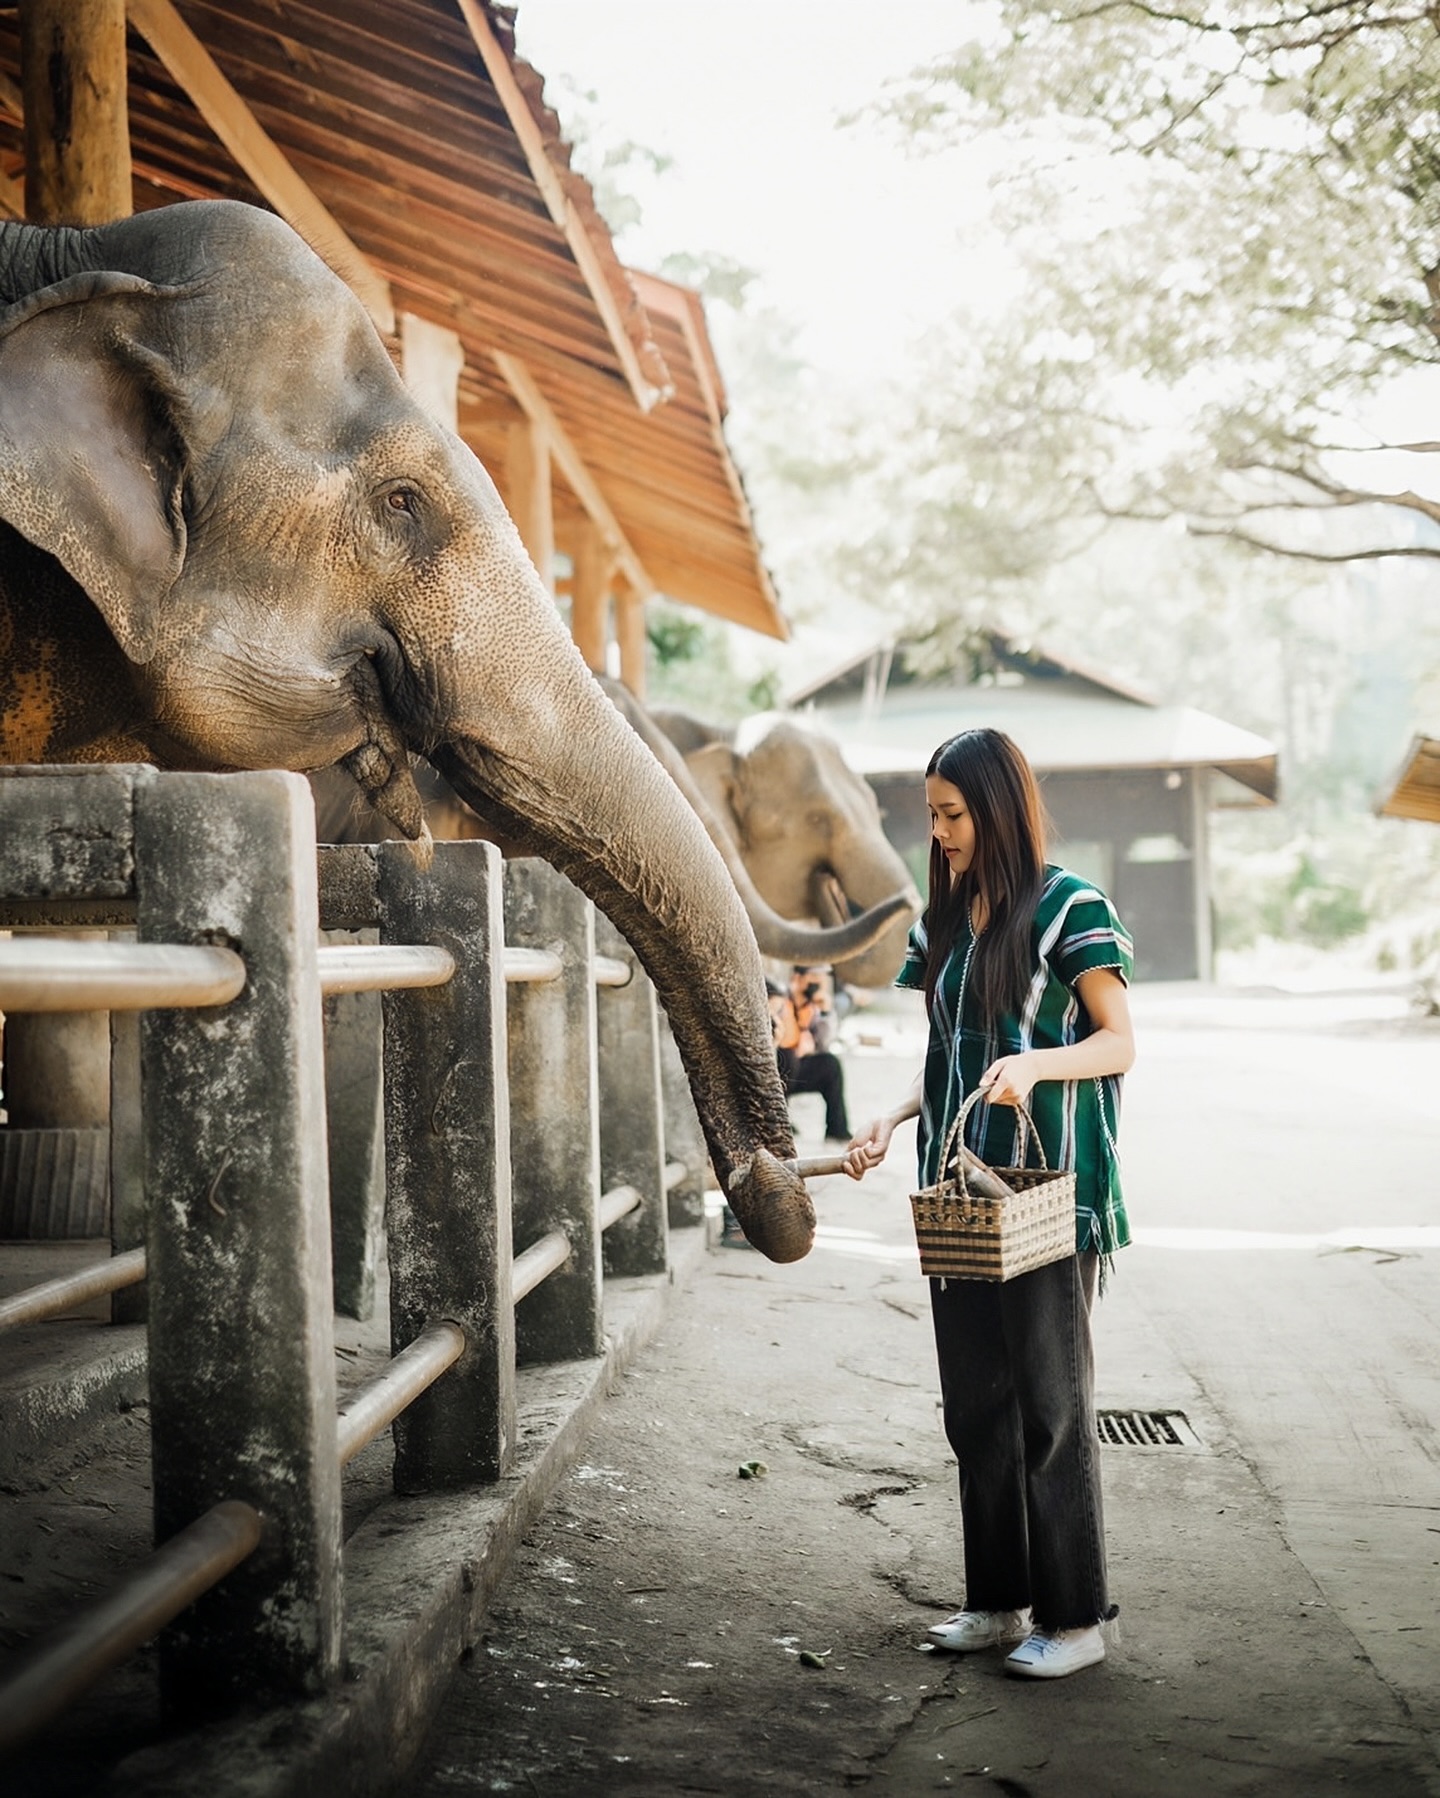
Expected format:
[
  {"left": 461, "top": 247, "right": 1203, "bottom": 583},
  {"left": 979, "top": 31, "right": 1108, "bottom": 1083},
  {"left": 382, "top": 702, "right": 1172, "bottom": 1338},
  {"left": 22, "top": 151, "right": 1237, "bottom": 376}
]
[
  {"left": 125, "top": 0, "right": 395, "bottom": 333},
  {"left": 456, "top": 0, "right": 667, "bottom": 413},
  {"left": 494, "top": 350, "right": 654, "bottom": 601}
]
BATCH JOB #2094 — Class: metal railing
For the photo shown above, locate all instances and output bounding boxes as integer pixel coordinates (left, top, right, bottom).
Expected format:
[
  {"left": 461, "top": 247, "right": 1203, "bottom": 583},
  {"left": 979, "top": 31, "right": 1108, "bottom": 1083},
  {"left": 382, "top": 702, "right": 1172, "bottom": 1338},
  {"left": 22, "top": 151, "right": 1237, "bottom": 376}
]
[{"left": 0, "top": 765, "right": 709, "bottom": 1749}]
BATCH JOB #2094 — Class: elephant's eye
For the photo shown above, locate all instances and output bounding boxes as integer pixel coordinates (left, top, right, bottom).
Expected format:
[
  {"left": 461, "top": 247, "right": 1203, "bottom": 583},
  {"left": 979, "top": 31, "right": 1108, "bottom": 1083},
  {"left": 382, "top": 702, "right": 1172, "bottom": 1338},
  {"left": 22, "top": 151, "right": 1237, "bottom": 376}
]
[{"left": 386, "top": 487, "right": 419, "bottom": 517}]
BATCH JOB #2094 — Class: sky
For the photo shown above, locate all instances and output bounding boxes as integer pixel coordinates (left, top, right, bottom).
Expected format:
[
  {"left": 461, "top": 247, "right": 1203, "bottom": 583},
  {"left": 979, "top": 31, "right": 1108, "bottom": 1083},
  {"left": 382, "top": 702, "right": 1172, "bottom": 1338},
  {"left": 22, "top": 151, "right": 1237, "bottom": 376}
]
[
  {"left": 510, "top": 1, "right": 990, "bottom": 382},
  {"left": 508, "top": 2, "right": 996, "bottom": 673}
]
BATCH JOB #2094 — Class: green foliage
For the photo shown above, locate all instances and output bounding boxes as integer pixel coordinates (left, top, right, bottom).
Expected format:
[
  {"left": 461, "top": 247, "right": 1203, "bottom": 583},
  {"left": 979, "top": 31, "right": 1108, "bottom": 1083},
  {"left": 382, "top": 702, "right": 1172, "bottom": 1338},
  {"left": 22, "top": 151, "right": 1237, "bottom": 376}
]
[
  {"left": 860, "top": 0, "right": 1440, "bottom": 558},
  {"left": 642, "top": 601, "right": 782, "bottom": 722},
  {"left": 646, "top": 608, "right": 707, "bottom": 668}
]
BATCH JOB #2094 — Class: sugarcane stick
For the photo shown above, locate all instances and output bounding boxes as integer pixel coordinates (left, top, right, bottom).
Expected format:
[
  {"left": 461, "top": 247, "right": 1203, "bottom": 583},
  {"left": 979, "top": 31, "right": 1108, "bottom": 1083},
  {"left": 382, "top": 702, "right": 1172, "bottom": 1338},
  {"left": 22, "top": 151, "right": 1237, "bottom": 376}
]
[
  {"left": 955, "top": 1146, "right": 1014, "bottom": 1201},
  {"left": 786, "top": 1154, "right": 850, "bottom": 1179},
  {"left": 785, "top": 1148, "right": 1014, "bottom": 1200}
]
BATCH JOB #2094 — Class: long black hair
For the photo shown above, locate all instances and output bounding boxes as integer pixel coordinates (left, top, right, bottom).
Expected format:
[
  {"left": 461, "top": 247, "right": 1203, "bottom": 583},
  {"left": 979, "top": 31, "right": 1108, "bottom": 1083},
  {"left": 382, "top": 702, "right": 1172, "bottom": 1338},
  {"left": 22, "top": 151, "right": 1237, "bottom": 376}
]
[{"left": 923, "top": 729, "right": 1050, "bottom": 1021}]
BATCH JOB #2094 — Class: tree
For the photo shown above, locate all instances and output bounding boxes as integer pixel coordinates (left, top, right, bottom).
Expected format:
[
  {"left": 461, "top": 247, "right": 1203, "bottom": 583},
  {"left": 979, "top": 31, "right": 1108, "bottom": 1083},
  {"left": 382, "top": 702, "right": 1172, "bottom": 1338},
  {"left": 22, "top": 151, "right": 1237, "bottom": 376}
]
[{"left": 863, "top": 0, "right": 1440, "bottom": 562}]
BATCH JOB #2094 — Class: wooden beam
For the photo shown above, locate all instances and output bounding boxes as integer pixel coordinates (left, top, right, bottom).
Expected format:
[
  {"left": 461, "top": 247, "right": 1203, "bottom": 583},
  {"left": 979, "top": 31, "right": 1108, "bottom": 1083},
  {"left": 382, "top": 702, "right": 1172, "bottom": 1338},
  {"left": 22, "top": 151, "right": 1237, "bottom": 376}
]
[
  {"left": 505, "top": 418, "right": 555, "bottom": 593},
  {"left": 615, "top": 588, "right": 648, "bottom": 701},
  {"left": 21, "top": 0, "right": 132, "bottom": 224},
  {"left": 493, "top": 351, "right": 654, "bottom": 602},
  {"left": 125, "top": 0, "right": 394, "bottom": 334},
  {"left": 571, "top": 523, "right": 613, "bottom": 674},
  {"left": 0, "top": 166, "right": 24, "bottom": 221},
  {"left": 456, "top": 0, "right": 666, "bottom": 412}
]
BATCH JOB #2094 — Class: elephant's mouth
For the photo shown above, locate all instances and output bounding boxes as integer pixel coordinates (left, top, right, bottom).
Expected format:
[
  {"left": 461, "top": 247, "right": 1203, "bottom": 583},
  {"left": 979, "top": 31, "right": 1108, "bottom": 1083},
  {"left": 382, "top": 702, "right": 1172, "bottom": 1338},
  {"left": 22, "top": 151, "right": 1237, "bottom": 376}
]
[{"left": 342, "top": 735, "right": 428, "bottom": 842}]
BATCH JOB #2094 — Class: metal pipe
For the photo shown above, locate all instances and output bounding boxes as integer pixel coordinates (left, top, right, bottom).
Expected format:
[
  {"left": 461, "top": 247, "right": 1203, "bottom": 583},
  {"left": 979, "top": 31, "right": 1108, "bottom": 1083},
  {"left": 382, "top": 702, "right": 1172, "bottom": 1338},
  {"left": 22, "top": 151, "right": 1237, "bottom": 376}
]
[
  {"left": 0, "top": 940, "right": 246, "bottom": 1013},
  {"left": 0, "top": 1248, "right": 147, "bottom": 1333},
  {"left": 598, "top": 1184, "right": 642, "bottom": 1231},
  {"left": 0, "top": 1500, "right": 262, "bottom": 1756},
  {"left": 335, "top": 1321, "right": 466, "bottom": 1467},
  {"left": 316, "top": 943, "right": 455, "bottom": 996},
  {"left": 662, "top": 1159, "right": 687, "bottom": 1192},
  {"left": 512, "top": 1229, "right": 571, "bottom": 1302},
  {"left": 502, "top": 947, "right": 563, "bottom": 984},
  {"left": 593, "top": 955, "right": 631, "bottom": 988}
]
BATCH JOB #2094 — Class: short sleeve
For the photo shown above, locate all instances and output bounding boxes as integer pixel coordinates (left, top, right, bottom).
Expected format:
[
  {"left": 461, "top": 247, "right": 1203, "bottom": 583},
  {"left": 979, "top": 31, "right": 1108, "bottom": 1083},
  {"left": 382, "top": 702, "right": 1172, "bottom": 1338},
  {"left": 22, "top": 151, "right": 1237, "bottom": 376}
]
[
  {"left": 1046, "top": 878, "right": 1134, "bottom": 990},
  {"left": 894, "top": 916, "right": 928, "bottom": 991}
]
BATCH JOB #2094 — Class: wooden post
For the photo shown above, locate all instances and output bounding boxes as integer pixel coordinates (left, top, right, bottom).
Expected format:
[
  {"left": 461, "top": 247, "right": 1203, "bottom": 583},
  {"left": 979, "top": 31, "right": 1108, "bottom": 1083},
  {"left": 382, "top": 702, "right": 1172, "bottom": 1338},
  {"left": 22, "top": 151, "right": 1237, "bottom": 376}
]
[
  {"left": 20, "top": 0, "right": 132, "bottom": 224},
  {"left": 571, "top": 521, "right": 613, "bottom": 673},
  {"left": 136, "top": 771, "right": 342, "bottom": 1709},
  {"left": 594, "top": 912, "right": 668, "bottom": 1277},
  {"left": 506, "top": 417, "right": 554, "bottom": 593},
  {"left": 377, "top": 838, "right": 515, "bottom": 1489},
  {"left": 503, "top": 859, "right": 602, "bottom": 1365},
  {"left": 400, "top": 313, "right": 464, "bottom": 437},
  {"left": 616, "top": 587, "right": 649, "bottom": 700}
]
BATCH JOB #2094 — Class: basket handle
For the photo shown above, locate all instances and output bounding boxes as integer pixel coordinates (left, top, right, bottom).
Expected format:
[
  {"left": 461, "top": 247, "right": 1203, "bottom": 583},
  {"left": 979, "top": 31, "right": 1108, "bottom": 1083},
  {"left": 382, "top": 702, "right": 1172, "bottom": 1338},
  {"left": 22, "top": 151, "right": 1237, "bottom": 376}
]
[{"left": 936, "top": 1086, "right": 1048, "bottom": 1201}]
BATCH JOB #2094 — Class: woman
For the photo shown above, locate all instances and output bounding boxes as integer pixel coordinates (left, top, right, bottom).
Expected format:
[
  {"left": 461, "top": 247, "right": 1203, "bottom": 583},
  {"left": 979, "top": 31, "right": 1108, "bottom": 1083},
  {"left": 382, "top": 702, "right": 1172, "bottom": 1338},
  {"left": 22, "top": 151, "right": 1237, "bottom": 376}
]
[{"left": 844, "top": 728, "right": 1135, "bottom": 1681}]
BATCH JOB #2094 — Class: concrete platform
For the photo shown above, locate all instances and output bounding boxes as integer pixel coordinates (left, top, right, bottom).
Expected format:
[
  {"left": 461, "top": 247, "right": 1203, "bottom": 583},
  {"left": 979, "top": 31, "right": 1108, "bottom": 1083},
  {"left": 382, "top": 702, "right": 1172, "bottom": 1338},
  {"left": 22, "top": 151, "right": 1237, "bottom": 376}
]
[{"left": 0, "top": 1226, "right": 710, "bottom": 1796}]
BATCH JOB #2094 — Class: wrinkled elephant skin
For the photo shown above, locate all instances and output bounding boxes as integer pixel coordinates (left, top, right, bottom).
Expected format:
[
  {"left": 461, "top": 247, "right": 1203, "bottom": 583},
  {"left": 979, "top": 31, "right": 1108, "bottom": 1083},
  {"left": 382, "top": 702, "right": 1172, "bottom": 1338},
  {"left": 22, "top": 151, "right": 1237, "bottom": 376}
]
[
  {"left": 681, "top": 718, "right": 920, "bottom": 989},
  {"left": 0, "top": 199, "right": 812, "bottom": 1261}
]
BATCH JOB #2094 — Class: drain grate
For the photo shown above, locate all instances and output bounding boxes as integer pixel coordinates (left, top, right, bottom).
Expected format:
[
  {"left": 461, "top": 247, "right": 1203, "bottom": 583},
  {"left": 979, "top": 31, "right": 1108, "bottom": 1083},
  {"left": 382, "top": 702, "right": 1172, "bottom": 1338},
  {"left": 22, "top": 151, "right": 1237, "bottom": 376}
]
[{"left": 1097, "top": 1408, "right": 1202, "bottom": 1448}]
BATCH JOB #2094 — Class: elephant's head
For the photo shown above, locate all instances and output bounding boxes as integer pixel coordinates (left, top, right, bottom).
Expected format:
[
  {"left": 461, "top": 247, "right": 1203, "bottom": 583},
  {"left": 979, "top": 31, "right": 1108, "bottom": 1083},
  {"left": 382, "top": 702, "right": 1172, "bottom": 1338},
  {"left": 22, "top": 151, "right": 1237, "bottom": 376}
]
[
  {"left": 688, "top": 718, "right": 921, "bottom": 989},
  {"left": 0, "top": 200, "right": 813, "bottom": 1259}
]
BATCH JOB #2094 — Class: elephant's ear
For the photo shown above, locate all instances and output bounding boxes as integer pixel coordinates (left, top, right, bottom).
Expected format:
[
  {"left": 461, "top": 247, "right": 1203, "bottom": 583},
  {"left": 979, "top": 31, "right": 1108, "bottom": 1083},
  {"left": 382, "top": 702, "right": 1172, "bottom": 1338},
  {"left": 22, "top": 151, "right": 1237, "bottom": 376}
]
[
  {"left": 686, "top": 742, "right": 742, "bottom": 837},
  {"left": 0, "top": 272, "right": 186, "bottom": 664}
]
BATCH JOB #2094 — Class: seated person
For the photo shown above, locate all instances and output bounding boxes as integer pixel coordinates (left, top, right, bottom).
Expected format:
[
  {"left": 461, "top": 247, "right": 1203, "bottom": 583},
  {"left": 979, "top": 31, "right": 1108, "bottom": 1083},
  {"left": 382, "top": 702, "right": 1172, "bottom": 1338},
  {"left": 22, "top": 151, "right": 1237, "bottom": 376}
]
[{"left": 769, "top": 965, "right": 851, "bottom": 1144}]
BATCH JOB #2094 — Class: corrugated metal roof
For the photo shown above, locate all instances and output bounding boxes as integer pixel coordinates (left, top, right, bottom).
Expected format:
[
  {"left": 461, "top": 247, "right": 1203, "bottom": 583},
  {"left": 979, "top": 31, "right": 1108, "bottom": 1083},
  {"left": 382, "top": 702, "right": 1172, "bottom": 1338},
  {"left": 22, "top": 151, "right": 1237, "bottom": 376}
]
[
  {"left": 788, "top": 633, "right": 1279, "bottom": 801},
  {"left": 0, "top": 1, "right": 786, "bottom": 640},
  {"left": 1377, "top": 735, "right": 1440, "bottom": 823}
]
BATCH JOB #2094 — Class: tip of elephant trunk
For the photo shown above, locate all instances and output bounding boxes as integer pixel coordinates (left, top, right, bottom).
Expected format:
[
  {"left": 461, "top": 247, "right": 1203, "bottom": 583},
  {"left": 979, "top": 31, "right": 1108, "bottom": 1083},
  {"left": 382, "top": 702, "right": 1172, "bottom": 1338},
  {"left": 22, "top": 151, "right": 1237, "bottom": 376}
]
[{"left": 725, "top": 1148, "right": 816, "bottom": 1263}]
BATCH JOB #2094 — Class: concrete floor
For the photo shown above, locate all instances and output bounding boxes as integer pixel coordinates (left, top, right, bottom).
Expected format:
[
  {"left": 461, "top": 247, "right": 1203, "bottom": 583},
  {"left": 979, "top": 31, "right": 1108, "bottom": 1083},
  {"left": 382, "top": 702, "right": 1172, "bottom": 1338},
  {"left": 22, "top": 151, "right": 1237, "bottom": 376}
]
[{"left": 401, "top": 977, "right": 1440, "bottom": 1797}]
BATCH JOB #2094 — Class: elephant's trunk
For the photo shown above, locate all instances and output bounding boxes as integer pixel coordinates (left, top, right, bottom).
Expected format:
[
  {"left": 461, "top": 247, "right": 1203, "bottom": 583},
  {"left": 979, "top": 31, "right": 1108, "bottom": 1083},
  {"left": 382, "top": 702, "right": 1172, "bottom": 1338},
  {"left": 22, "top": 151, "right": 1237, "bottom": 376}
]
[{"left": 430, "top": 675, "right": 816, "bottom": 1263}]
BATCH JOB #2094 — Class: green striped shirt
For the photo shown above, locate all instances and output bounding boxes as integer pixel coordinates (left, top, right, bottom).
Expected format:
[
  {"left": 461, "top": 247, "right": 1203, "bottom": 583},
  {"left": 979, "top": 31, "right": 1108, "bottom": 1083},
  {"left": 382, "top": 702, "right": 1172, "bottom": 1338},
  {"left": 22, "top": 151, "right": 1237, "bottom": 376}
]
[{"left": 896, "top": 866, "right": 1133, "bottom": 1261}]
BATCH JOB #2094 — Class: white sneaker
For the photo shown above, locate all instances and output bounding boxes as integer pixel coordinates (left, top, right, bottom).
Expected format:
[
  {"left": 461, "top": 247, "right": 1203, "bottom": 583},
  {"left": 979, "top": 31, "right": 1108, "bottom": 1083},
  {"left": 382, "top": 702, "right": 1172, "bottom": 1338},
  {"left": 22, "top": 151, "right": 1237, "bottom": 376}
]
[
  {"left": 1003, "top": 1625, "right": 1106, "bottom": 1679},
  {"left": 926, "top": 1607, "right": 1032, "bottom": 1652}
]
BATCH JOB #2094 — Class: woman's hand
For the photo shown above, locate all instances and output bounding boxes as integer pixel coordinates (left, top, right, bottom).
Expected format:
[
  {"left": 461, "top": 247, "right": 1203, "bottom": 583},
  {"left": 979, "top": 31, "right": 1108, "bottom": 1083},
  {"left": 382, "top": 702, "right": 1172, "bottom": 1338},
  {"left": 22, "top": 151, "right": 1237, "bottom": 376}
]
[
  {"left": 843, "top": 1116, "right": 895, "bottom": 1181},
  {"left": 979, "top": 1052, "right": 1043, "bottom": 1108}
]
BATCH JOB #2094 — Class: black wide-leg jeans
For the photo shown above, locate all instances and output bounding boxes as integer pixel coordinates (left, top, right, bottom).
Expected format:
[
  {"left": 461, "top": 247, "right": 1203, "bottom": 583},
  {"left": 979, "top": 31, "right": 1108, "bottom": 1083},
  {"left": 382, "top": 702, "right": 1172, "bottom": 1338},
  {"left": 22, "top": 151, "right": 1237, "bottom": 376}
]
[{"left": 928, "top": 1251, "right": 1110, "bottom": 1632}]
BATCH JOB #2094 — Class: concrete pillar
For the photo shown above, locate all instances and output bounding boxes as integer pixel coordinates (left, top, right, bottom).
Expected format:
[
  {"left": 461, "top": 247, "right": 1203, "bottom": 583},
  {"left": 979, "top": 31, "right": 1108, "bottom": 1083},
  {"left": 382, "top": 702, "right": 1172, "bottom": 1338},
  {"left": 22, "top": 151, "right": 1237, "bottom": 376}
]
[
  {"left": 657, "top": 1018, "right": 708, "bottom": 1228},
  {"left": 136, "top": 771, "right": 342, "bottom": 1709},
  {"left": 0, "top": 767, "right": 138, "bottom": 1241},
  {"left": 503, "top": 858, "right": 602, "bottom": 1365},
  {"left": 322, "top": 972, "right": 385, "bottom": 1322},
  {"left": 21, "top": 0, "right": 132, "bottom": 225},
  {"left": 594, "top": 912, "right": 668, "bottom": 1278},
  {"left": 377, "top": 838, "right": 515, "bottom": 1489}
]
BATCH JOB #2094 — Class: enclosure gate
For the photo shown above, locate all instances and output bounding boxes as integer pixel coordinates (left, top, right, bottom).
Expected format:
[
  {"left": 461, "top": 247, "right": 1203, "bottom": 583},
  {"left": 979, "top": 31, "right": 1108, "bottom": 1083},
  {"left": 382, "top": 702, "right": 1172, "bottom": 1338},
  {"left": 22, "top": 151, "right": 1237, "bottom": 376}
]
[{"left": 0, "top": 763, "right": 707, "bottom": 1745}]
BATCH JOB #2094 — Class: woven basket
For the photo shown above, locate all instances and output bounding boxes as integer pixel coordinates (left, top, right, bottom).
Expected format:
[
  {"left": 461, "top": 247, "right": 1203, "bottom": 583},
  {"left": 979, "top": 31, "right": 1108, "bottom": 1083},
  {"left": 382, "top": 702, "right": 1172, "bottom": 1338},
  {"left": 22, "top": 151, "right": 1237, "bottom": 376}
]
[{"left": 909, "top": 1090, "right": 1076, "bottom": 1282}]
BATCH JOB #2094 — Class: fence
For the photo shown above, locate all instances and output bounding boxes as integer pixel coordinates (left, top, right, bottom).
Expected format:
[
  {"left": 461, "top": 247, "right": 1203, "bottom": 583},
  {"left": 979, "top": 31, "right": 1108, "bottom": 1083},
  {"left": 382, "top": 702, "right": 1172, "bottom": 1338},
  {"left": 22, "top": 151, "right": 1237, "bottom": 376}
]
[{"left": 0, "top": 763, "right": 708, "bottom": 1749}]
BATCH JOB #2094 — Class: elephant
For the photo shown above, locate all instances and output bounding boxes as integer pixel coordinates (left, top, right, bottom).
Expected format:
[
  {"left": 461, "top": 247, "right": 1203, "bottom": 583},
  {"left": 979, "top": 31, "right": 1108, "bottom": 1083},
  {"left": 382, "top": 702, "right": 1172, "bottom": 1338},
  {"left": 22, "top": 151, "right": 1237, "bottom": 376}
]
[
  {"left": 310, "top": 677, "right": 918, "bottom": 979},
  {"left": 646, "top": 705, "right": 920, "bottom": 991},
  {"left": 0, "top": 197, "right": 812, "bottom": 1261}
]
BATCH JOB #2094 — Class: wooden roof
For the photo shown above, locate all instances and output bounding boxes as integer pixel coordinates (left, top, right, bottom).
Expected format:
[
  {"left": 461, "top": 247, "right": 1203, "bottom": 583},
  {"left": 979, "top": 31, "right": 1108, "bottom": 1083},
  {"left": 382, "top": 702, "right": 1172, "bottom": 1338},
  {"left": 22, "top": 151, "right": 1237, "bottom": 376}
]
[
  {"left": 0, "top": 0, "right": 786, "bottom": 640},
  {"left": 1378, "top": 735, "right": 1440, "bottom": 823}
]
